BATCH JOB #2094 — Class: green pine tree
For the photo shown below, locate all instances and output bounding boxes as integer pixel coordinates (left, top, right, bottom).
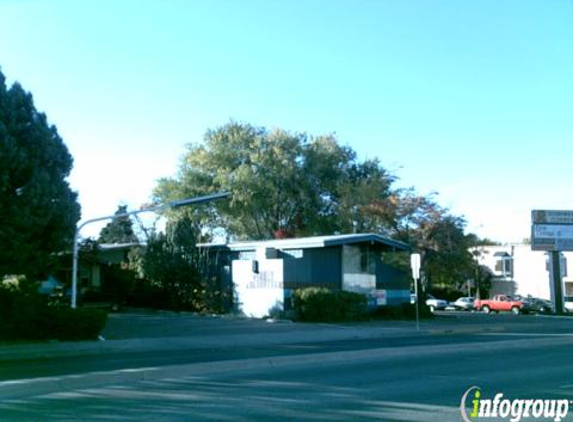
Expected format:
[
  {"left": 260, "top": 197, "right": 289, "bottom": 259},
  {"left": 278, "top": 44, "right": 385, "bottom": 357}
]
[
  {"left": 98, "top": 205, "right": 139, "bottom": 244},
  {"left": 0, "top": 69, "right": 81, "bottom": 279}
]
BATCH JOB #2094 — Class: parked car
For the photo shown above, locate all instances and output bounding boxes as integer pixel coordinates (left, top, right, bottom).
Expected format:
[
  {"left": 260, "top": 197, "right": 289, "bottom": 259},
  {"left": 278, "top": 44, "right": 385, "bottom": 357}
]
[
  {"left": 452, "top": 297, "right": 475, "bottom": 311},
  {"left": 425, "top": 294, "right": 448, "bottom": 312},
  {"left": 512, "top": 295, "right": 553, "bottom": 314},
  {"left": 527, "top": 297, "right": 553, "bottom": 314},
  {"left": 474, "top": 295, "right": 532, "bottom": 314}
]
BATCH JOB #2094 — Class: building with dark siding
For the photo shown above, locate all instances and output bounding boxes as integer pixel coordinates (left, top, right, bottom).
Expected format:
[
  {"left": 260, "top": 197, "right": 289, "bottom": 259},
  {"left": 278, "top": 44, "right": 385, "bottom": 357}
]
[{"left": 204, "top": 233, "right": 411, "bottom": 318}]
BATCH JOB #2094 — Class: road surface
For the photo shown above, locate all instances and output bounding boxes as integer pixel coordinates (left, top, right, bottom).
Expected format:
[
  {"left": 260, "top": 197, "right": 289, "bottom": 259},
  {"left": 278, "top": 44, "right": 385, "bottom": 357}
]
[{"left": 1, "top": 312, "right": 572, "bottom": 421}]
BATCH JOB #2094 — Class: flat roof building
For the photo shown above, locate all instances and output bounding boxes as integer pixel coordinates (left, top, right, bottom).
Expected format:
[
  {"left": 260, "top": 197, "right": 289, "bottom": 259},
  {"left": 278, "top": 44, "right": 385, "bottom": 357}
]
[{"left": 203, "top": 233, "right": 411, "bottom": 318}]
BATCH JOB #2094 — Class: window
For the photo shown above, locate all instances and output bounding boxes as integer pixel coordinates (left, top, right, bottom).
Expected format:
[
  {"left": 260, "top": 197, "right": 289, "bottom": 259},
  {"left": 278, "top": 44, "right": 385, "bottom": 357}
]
[
  {"left": 494, "top": 252, "right": 513, "bottom": 278},
  {"left": 359, "top": 245, "right": 376, "bottom": 274}
]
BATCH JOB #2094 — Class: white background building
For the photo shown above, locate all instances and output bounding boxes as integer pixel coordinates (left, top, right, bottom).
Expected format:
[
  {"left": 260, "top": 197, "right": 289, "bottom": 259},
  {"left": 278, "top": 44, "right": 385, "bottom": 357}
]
[{"left": 477, "top": 244, "right": 573, "bottom": 300}]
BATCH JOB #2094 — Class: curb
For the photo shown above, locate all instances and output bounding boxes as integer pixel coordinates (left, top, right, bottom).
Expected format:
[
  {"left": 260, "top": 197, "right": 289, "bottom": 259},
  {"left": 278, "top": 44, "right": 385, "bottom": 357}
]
[{"left": 534, "top": 314, "right": 573, "bottom": 320}]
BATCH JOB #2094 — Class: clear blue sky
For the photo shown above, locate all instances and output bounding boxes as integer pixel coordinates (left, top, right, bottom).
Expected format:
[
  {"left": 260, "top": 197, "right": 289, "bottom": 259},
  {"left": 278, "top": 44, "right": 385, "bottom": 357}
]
[{"left": 1, "top": 0, "right": 572, "bottom": 241}]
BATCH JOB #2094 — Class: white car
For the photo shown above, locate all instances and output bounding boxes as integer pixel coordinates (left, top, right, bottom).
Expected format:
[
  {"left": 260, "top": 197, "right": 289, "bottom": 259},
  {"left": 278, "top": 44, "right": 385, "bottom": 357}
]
[
  {"left": 452, "top": 297, "right": 475, "bottom": 311},
  {"left": 426, "top": 294, "right": 448, "bottom": 312}
]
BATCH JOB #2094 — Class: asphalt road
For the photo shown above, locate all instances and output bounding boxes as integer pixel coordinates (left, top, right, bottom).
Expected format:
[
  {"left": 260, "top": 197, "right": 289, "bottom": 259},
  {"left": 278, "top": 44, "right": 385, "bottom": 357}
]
[
  {"left": 1, "top": 311, "right": 571, "bottom": 382},
  {"left": 1, "top": 312, "right": 573, "bottom": 421},
  {"left": 0, "top": 332, "right": 547, "bottom": 382}
]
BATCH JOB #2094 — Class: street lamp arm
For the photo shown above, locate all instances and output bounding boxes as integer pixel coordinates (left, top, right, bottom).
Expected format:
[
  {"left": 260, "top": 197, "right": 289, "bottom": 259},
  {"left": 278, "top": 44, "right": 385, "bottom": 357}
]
[
  {"left": 76, "top": 193, "right": 230, "bottom": 230},
  {"left": 168, "top": 192, "right": 230, "bottom": 209},
  {"left": 77, "top": 213, "right": 128, "bottom": 232}
]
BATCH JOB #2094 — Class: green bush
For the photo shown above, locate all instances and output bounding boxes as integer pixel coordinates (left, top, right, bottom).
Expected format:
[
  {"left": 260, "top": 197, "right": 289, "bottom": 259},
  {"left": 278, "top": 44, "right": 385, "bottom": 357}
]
[
  {"left": 0, "top": 286, "right": 108, "bottom": 341},
  {"left": 292, "top": 287, "right": 368, "bottom": 322}
]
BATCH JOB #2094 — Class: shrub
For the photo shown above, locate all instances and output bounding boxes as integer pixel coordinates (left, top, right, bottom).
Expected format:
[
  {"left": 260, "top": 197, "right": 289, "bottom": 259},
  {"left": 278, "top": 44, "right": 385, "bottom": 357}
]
[
  {"left": 0, "top": 285, "right": 108, "bottom": 341},
  {"left": 292, "top": 287, "right": 368, "bottom": 322},
  {"left": 45, "top": 307, "right": 108, "bottom": 341},
  {"left": 126, "top": 279, "right": 171, "bottom": 309}
]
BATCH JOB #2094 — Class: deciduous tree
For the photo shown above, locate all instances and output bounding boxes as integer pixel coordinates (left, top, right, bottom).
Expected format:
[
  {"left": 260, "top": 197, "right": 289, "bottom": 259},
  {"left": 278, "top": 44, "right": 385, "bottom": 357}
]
[{"left": 154, "top": 122, "right": 396, "bottom": 240}]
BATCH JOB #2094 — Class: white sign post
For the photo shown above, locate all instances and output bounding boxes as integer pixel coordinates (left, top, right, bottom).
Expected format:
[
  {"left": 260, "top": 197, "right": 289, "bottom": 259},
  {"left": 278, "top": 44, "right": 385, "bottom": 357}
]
[{"left": 411, "top": 253, "right": 421, "bottom": 331}]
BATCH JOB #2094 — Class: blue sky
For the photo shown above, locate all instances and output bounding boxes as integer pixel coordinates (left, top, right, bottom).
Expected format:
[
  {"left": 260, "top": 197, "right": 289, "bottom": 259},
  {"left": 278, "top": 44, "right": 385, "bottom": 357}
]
[{"left": 1, "top": 0, "right": 572, "bottom": 241}]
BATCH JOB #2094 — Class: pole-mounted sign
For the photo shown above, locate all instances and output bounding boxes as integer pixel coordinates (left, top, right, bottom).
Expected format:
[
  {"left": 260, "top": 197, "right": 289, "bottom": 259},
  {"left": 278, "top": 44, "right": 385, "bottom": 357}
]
[
  {"left": 532, "top": 210, "right": 573, "bottom": 251},
  {"left": 411, "top": 253, "right": 421, "bottom": 280}
]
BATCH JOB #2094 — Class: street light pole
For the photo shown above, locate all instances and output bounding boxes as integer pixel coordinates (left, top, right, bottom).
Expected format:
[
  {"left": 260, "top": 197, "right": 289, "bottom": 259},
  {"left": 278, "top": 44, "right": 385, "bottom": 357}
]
[{"left": 71, "top": 192, "right": 230, "bottom": 308}]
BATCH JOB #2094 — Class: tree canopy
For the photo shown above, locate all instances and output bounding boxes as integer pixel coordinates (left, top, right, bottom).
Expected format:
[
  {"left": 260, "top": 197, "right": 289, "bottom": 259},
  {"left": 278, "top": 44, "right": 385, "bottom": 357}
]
[
  {"left": 155, "top": 122, "right": 395, "bottom": 240},
  {"left": 0, "top": 69, "right": 80, "bottom": 279}
]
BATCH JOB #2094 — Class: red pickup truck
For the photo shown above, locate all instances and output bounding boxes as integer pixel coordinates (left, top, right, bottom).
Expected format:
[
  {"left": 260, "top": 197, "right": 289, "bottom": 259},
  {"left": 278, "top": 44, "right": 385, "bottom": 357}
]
[{"left": 474, "top": 295, "right": 531, "bottom": 314}]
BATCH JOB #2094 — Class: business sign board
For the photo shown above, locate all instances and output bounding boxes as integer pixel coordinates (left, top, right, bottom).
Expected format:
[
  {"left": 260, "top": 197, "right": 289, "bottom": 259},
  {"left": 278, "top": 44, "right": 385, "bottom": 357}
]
[
  {"left": 532, "top": 210, "right": 573, "bottom": 225},
  {"left": 531, "top": 210, "right": 573, "bottom": 251}
]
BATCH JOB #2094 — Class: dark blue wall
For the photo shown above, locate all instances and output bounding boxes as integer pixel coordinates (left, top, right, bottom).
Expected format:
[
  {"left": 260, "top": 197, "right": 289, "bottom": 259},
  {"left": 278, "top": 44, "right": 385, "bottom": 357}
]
[
  {"left": 376, "top": 261, "right": 410, "bottom": 290},
  {"left": 282, "top": 247, "right": 341, "bottom": 290}
]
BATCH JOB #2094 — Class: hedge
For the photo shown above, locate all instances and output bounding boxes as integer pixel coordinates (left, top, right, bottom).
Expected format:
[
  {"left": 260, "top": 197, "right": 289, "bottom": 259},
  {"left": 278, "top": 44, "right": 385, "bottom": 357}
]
[
  {"left": 292, "top": 287, "right": 368, "bottom": 322},
  {"left": 0, "top": 287, "right": 108, "bottom": 341}
]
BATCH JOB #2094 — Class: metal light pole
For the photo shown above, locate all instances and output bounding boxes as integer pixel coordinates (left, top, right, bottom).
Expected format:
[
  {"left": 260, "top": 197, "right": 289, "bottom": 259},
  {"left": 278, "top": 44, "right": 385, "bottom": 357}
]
[{"left": 71, "top": 192, "right": 230, "bottom": 308}]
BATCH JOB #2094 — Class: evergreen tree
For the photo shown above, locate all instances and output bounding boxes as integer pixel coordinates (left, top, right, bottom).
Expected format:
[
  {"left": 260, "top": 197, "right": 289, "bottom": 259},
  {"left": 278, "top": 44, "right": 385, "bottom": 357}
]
[
  {"left": 98, "top": 205, "right": 139, "bottom": 244},
  {"left": 0, "top": 69, "right": 81, "bottom": 279}
]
